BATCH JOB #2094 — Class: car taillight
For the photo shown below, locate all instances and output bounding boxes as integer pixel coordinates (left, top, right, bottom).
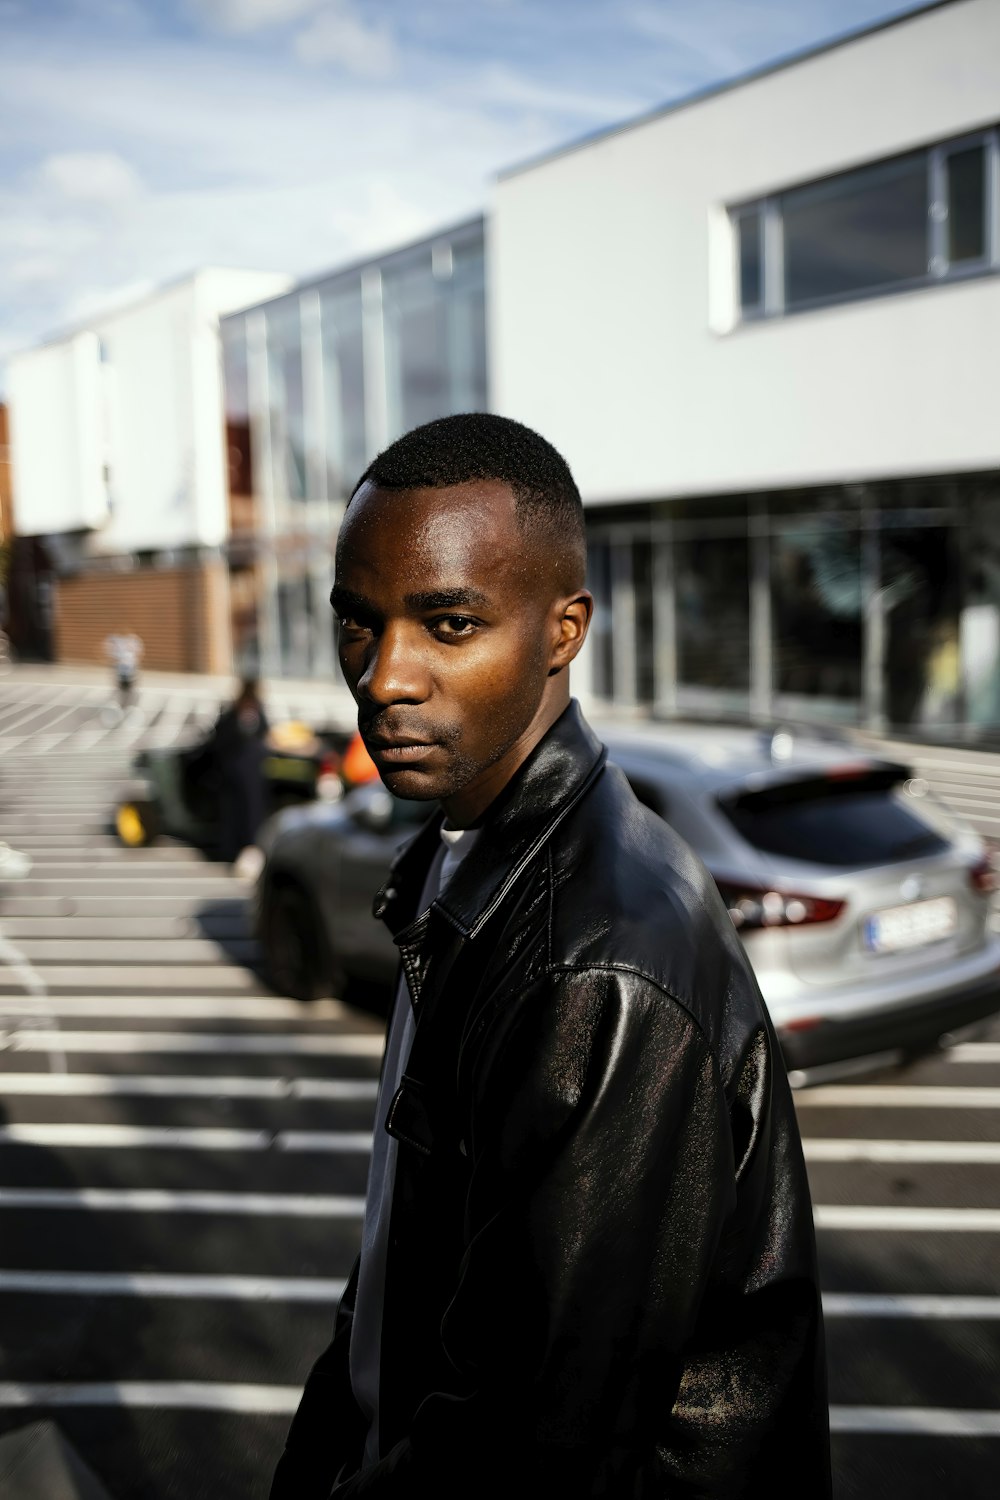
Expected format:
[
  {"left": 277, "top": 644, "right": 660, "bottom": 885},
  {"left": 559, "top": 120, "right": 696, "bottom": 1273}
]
[
  {"left": 969, "top": 855, "right": 999, "bottom": 895},
  {"left": 714, "top": 880, "right": 845, "bottom": 931}
]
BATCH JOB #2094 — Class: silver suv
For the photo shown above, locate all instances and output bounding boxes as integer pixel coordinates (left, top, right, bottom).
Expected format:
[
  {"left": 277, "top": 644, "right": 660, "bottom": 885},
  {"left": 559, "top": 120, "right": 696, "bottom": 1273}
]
[{"left": 256, "top": 721, "right": 1000, "bottom": 1083}]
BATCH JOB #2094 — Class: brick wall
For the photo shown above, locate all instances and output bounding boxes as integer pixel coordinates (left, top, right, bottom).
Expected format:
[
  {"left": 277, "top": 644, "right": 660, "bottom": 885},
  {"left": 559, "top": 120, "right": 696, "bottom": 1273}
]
[{"left": 54, "top": 559, "right": 232, "bottom": 675}]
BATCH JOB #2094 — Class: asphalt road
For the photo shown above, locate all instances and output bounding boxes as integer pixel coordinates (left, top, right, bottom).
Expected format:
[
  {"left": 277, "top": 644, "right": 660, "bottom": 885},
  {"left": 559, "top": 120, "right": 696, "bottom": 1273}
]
[{"left": 1, "top": 669, "right": 999, "bottom": 1498}]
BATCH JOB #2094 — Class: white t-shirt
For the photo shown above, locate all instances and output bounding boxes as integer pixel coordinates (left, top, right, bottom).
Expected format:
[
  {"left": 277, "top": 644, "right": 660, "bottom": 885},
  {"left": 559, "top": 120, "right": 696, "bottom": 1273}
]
[{"left": 349, "top": 820, "right": 480, "bottom": 1471}]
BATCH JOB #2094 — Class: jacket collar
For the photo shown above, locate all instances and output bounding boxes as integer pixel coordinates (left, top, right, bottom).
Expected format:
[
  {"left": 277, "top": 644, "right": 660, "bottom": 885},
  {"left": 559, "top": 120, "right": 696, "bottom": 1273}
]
[{"left": 374, "top": 699, "right": 607, "bottom": 948}]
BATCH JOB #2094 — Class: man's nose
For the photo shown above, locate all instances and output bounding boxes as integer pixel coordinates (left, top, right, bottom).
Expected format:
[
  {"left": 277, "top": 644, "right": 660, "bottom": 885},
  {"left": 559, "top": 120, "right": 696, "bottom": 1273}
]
[{"left": 356, "top": 624, "right": 429, "bottom": 705}]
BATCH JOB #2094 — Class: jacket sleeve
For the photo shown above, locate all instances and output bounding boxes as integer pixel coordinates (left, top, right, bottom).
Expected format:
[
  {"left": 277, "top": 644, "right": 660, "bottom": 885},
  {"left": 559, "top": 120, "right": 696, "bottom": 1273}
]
[
  {"left": 328, "top": 964, "right": 799, "bottom": 1497},
  {"left": 270, "top": 1256, "right": 367, "bottom": 1500}
]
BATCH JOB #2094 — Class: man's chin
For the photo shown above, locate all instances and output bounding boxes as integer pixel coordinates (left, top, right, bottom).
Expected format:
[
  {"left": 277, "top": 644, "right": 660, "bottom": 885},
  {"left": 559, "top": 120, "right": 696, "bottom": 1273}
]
[{"left": 375, "top": 765, "right": 445, "bottom": 802}]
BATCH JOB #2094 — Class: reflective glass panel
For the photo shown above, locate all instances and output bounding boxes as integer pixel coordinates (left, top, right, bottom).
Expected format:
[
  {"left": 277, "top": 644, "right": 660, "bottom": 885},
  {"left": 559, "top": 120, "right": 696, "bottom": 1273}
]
[
  {"left": 782, "top": 151, "right": 928, "bottom": 306},
  {"left": 221, "top": 319, "right": 252, "bottom": 501},
  {"left": 448, "top": 237, "right": 488, "bottom": 411},
  {"left": 738, "top": 209, "right": 762, "bottom": 311},
  {"left": 964, "top": 482, "right": 1000, "bottom": 727},
  {"left": 946, "top": 144, "right": 986, "bottom": 264},
  {"left": 675, "top": 535, "right": 750, "bottom": 690},
  {"left": 265, "top": 298, "right": 306, "bottom": 502},
  {"left": 633, "top": 540, "right": 655, "bottom": 704},
  {"left": 771, "top": 524, "right": 862, "bottom": 712},
  {"left": 383, "top": 254, "right": 449, "bottom": 439},
  {"left": 880, "top": 523, "right": 960, "bottom": 729},
  {"left": 319, "top": 282, "right": 366, "bottom": 499},
  {"left": 586, "top": 538, "right": 614, "bottom": 699}
]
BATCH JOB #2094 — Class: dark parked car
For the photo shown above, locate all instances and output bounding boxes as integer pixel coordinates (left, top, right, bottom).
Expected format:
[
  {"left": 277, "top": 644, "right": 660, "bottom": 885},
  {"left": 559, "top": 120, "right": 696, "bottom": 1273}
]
[
  {"left": 114, "top": 724, "right": 344, "bottom": 850},
  {"left": 255, "top": 723, "right": 1000, "bottom": 1083}
]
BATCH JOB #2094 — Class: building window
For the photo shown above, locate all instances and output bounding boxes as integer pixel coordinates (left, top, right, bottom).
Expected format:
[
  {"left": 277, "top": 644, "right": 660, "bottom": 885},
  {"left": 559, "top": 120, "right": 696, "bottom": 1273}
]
[
  {"left": 319, "top": 281, "right": 366, "bottom": 500},
  {"left": 783, "top": 151, "right": 928, "bottom": 307},
  {"left": 735, "top": 207, "right": 763, "bottom": 315},
  {"left": 732, "top": 127, "right": 998, "bottom": 319},
  {"left": 943, "top": 141, "right": 987, "bottom": 266}
]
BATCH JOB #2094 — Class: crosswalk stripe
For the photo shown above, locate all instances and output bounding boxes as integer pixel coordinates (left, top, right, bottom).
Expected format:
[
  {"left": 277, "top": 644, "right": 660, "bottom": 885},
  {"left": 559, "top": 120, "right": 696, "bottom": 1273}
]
[
  {"left": 803, "top": 1139, "right": 1000, "bottom": 1163},
  {"left": 823, "top": 1294, "right": 1000, "bottom": 1318},
  {"left": 796, "top": 1086, "right": 1000, "bottom": 1108},
  {"left": 0, "top": 1073, "right": 378, "bottom": 1099},
  {"left": 0, "top": 1271, "right": 346, "bottom": 1300},
  {"left": 0, "top": 1188, "right": 364, "bottom": 1215},
  {"left": 6, "top": 1031, "right": 383, "bottom": 1054},
  {"left": 0, "top": 1124, "right": 373, "bottom": 1151},
  {"left": 279, "top": 1131, "right": 375, "bottom": 1152},
  {"left": 0, "top": 995, "right": 348, "bottom": 1020},
  {"left": 829, "top": 1406, "right": 1000, "bottom": 1436},
  {"left": 0, "top": 1381, "right": 302, "bottom": 1412},
  {"left": 947, "top": 1043, "right": 1000, "bottom": 1062},
  {"left": 815, "top": 1205, "right": 1000, "bottom": 1230}
]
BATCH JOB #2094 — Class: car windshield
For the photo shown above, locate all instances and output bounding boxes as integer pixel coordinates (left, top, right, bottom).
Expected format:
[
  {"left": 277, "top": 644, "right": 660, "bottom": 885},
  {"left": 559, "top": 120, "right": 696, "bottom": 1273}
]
[{"left": 720, "top": 769, "right": 951, "bottom": 867}]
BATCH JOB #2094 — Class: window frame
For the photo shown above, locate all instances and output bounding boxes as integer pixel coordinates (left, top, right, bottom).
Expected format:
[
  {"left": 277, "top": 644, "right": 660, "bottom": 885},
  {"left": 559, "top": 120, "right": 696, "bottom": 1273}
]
[{"left": 730, "top": 125, "right": 1000, "bottom": 323}]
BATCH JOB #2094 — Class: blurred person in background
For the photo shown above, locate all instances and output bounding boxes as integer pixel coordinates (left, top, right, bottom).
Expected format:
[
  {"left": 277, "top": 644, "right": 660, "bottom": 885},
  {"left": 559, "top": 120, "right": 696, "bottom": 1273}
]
[
  {"left": 103, "top": 629, "right": 144, "bottom": 712},
  {"left": 211, "top": 676, "right": 269, "bottom": 877},
  {"left": 271, "top": 414, "right": 829, "bottom": 1499}
]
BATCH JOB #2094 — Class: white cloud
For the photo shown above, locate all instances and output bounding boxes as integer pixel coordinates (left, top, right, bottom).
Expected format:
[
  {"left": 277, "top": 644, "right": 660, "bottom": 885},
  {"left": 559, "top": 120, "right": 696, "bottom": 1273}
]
[
  {"left": 293, "top": 4, "right": 398, "bottom": 78},
  {"left": 192, "top": 0, "right": 325, "bottom": 32},
  {"left": 472, "top": 63, "right": 642, "bottom": 123},
  {"left": 37, "top": 150, "right": 144, "bottom": 206}
]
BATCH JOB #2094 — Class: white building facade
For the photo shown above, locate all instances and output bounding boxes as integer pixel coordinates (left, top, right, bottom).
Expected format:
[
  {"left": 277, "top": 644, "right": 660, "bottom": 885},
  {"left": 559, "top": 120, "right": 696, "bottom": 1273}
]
[
  {"left": 492, "top": 0, "right": 1000, "bottom": 736},
  {"left": 7, "top": 267, "right": 290, "bottom": 670}
]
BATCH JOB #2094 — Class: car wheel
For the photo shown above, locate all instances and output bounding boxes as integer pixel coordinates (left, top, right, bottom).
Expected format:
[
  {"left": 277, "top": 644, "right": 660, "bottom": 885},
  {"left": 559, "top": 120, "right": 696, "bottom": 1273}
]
[
  {"left": 262, "top": 882, "right": 338, "bottom": 1003},
  {"left": 115, "top": 800, "right": 159, "bottom": 847}
]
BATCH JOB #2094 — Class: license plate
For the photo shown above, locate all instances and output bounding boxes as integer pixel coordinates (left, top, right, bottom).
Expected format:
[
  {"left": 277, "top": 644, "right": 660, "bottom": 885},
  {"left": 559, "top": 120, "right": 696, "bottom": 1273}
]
[{"left": 863, "top": 896, "right": 957, "bottom": 954}]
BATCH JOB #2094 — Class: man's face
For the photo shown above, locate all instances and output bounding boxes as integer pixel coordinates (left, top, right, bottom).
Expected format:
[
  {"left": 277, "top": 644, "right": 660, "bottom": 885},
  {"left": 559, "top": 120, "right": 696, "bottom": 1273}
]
[{"left": 332, "top": 478, "right": 588, "bottom": 824}]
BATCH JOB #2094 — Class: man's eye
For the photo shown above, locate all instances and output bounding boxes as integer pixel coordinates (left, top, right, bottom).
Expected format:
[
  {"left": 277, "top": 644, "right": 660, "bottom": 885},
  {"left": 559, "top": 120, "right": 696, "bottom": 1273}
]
[
  {"left": 433, "top": 615, "right": 478, "bottom": 639},
  {"left": 337, "top": 615, "right": 370, "bottom": 634}
]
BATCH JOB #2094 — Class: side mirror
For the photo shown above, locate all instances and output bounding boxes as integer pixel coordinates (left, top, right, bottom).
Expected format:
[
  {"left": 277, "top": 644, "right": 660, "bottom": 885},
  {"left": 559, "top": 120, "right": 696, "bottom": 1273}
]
[{"left": 348, "top": 787, "right": 395, "bottom": 832}]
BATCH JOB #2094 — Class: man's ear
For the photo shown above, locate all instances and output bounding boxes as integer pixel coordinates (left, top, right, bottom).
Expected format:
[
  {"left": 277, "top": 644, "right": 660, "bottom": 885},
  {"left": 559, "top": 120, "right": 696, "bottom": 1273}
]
[{"left": 549, "top": 591, "right": 593, "bottom": 675}]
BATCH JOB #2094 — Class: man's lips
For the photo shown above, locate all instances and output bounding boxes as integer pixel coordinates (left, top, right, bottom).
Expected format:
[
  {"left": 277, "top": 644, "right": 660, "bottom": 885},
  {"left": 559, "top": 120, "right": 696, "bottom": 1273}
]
[{"left": 364, "top": 737, "right": 439, "bottom": 764}]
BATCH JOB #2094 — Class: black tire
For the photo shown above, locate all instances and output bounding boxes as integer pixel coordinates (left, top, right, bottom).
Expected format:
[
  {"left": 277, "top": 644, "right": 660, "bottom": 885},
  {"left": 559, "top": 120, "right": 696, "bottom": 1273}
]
[{"left": 261, "top": 882, "right": 337, "bottom": 1003}]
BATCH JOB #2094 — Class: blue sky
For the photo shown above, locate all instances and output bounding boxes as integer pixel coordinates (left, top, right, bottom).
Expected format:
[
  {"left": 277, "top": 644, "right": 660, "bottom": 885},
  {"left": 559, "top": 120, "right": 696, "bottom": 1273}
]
[{"left": 1, "top": 0, "right": 931, "bottom": 379}]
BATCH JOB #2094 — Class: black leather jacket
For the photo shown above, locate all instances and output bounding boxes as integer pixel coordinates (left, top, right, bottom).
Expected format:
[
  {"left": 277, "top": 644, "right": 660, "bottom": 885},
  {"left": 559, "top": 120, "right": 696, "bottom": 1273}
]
[{"left": 271, "top": 702, "right": 830, "bottom": 1498}]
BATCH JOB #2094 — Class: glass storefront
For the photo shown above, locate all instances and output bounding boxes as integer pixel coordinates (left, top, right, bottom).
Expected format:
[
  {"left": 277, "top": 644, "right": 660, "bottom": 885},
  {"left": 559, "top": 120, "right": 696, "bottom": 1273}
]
[
  {"left": 587, "top": 473, "right": 1000, "bottom": 738},
  {"left": 220, "top": 218, "right": 486, "bottom": 678}
]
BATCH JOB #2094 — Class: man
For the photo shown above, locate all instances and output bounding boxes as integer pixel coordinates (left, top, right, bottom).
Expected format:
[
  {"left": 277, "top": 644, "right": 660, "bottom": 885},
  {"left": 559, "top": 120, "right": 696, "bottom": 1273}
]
[{"left": 271, "top": 414, "right": 830, "bottom": 1498}]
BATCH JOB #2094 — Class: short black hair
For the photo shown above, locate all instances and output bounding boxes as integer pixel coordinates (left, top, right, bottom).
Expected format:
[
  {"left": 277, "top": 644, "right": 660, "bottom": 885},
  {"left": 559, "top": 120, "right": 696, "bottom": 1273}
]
[{"left": 350, "top": 412, "right": 587, "bottom": 586}]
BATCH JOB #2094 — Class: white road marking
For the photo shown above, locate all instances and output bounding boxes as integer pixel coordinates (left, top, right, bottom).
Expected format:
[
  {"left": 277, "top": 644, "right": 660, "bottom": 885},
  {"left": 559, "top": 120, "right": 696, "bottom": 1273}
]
[
  {"left": 797, "top": 1085, "right": 1000, "bottom": 1108},
  {"left": 823, "top": 1293, "right": 1000, "bottom": 1318},
  {"left": 803, "top": 1139, "right": 1000, "bottom": 1164},
  {"left": 0, "top": 1271, "right": 346, "bottom": 1300},
  {"left": 12, "top": 874, "right": 235, "bottom": 883},
  {"left": 0, "top": 690, "right": 80, "bottom": 737},
  {"left": 5, "top": 1031, "right": 384, "bottom": 1054},
  {"left": 0, "top": 1124, "right": 373, "bottom": 1151},
  {"left": 947, "top": 1043, "right": 1000, "bottom": 1062},
  {"left": 0, "top": 995, "right": 348, "bottom": 1020},
  {"left": 0, "top": 1187, "right": 364, "bottom": 1216},
  {"left": 279, "top": 1132, "right": 375, "bottom": 1152},
  {"left": 0, "top": 1073, "right": 378, "bottom": 1100},
  {"left": 292, "top": 1078, "right": 381, "bottom": 1100},
  {"left": 0, "top": 1124, "right": 270, "bottom": 1150},
  {"left": 829, "top": 1406, "right": 1000, "bottom": 1436},
  {"left": 0, "top": 1381, "right": 302, "bottom": 1413},
  {"left": 815, "top": 1205, "right": 1000, "bottom": 1230}
]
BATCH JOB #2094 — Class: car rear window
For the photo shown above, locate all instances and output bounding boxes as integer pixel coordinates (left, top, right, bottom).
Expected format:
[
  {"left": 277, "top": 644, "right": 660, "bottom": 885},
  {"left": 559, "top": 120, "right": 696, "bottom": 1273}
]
[{"left": 719, "top": 768, "right": 950, "bottom": 867}]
